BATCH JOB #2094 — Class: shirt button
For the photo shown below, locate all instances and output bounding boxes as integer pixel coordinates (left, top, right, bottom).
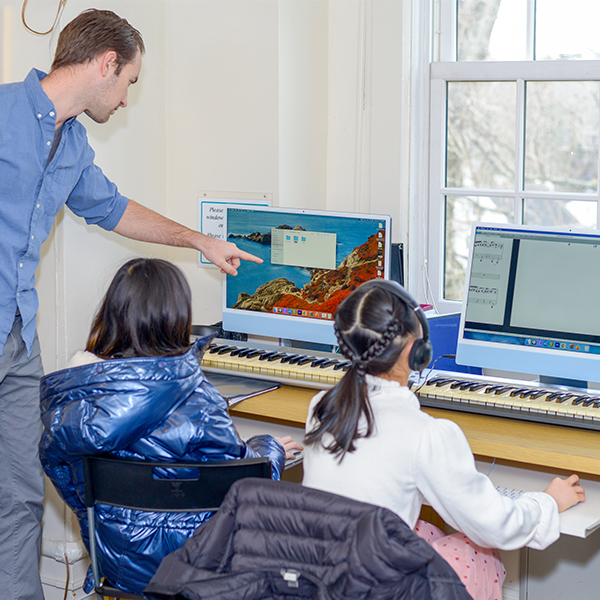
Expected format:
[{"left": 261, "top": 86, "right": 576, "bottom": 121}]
[
  {"left": 49, "top": 111, "right": 55, "bottom": 117},
  {"left": 31, "top": 235, "right": 34, "bottom": 240},
  {"left": 19, "top": 263, "right": 23, "bottom": 268},
  {"left": 46, "top": 141, "right": 51, "bottom": 146},
  {"left": 36, "top": 204, "right": 40, "bottom": 209},
  {"left": 37, "top": 113, "right": 42, "bottom": 119}
]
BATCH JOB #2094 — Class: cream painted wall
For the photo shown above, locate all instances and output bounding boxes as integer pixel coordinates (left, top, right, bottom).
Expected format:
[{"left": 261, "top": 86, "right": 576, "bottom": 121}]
[
  {"left": 55, "top": 0, "right": 169, "bottom": 366},
  {"left": 2, "top": 0, "right": 412, "bottom": 596},
  {"left": 163, "top": 0, "right": 282, "bottom": 327},
  {"left": 29, "top": 0, "right": 170, "bottom": 374},
  {"left": 26, "top": 0, "right": 412, "bottom": 372},
  {"left": 326, "top": 1, "right": 410, "bottom": 241},
  {"left": 279, "top": 0, "right": 329, "bottom": 210}
]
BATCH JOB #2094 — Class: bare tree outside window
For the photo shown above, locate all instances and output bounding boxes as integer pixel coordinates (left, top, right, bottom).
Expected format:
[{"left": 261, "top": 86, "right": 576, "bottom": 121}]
[{"left": 439, "top": 0, "right": 600, "bottom": 303}]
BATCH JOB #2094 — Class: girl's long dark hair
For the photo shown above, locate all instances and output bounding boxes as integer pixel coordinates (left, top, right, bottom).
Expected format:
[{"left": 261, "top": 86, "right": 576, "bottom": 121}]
[
  {"left": 304, "top": 280, "right": 420, "bottom": 460},
  {"left": 86, "top": 258, "right": 192, "bottom": 359}
]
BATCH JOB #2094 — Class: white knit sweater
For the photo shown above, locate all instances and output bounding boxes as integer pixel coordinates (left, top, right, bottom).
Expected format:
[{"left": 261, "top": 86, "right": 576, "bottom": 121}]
[{"left": 302, "top": 375, "right": 560, "bottom": 551}]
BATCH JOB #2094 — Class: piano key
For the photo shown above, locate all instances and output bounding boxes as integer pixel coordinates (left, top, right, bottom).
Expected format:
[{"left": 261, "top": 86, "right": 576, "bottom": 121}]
[
  {"left": 333, "top": 361, "right": 351, "bottom": 371},
  {"left": 280, "top": 354, "right": 302, "bottom": 364},
  {"left": 297, "top": 356, "right": 315, "bottom": 366},
  {"left": 218, "top": 346, "right": 237, "bottom": 355}
]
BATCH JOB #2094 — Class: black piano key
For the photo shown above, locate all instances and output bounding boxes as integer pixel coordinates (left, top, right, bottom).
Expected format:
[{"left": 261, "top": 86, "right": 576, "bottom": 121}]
[
  {"left": 319, "top": 359, "right": 339, "bottom": 369},
  {"left": 572, "top": 396, "right": 592, "bottom": 406},
  {"left": 425, "top": 377, "right": 447, "bottom": 386},
  {"left": 280, "top": 354, "right": 301, "bottom": 364},
  {"left": 311, "top": 358, "right": 329, "bottom": 368},
  {"left": 209, "top": 345, "right": 226, "bottom": 354},
  {"left": 218, "top": 346, "right": 237, "bottom": 355},
  {"left": 466, "top": 383, "right": 488, "bottom": 392},
  {"left": 484, "top": 385, "right": 504, "bottom": 394},
  {"left": 333, "top": 361, "right": 351, "bottom": 371},
  {"left": 509, "top": 387, "right": 530, "bottom": 397},
  {"left": 450, "top": 380, "right": 469, "bottom": 389},
  {"left": 494, "top": 386, "right": 515, "bottom": 395},
  {"left": 297, "top": 356, "right": 315, "bottom": 366},
  {"left": 554, "top": 394, "right": 576, "bottom": 404}
]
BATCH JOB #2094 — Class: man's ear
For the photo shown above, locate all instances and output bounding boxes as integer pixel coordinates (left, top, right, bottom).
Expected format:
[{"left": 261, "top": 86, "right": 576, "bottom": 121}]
[{"left": 99, "top": 50, "right": 119, "bottom": 77}]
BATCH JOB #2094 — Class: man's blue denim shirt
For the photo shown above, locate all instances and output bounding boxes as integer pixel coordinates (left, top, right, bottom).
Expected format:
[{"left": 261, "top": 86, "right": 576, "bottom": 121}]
[{"left": 0, "top": 69, "right": 129, "bottom": 355}]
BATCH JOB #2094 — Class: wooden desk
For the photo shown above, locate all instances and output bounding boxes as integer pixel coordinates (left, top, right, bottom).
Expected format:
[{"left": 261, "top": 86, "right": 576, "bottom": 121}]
[
  {"left": 232, "top": 383, "right": 600, "bottom": 596},
  {"left": 231, "top": 384, "right": 600, "bottom": 478}
]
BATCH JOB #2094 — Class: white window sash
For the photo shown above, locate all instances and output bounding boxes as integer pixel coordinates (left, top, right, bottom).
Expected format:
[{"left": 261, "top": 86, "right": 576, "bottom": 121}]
[{"left": 428, "top": 59, "right": 600, "bottom": 312}]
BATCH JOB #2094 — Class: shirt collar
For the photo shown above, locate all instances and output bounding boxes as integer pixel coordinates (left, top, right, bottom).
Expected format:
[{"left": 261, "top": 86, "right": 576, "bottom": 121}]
[
  {"left": 365, "top": 373, "right": 404, "bottom": 392},
  {"left": 24, "top": 68, "right": 78, "bottom": 130},
  {"left": 24, "top": 69, "right": 55, "bottom": 119}
]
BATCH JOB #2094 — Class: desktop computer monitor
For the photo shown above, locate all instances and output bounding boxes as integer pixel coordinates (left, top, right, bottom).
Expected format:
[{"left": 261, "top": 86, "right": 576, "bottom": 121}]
[
  {"left": 222, "top": 206, "right": 392, "bottom": 346},
  {"left": 456, "top": 223, "right": 600, "bottom": 386}
]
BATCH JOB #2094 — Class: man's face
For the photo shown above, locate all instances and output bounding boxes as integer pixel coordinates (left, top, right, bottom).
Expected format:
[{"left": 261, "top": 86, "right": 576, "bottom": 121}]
[{"left": 85, "top": 50, "right": 142, "bottom": 124}]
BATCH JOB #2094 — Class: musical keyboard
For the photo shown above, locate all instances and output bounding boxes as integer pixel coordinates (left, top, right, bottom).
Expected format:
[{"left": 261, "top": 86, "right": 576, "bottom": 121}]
[
  {"left": 202, "top": 341, "right": 600, "bottom": 430},
  {"left": 415, "top": 373, "right": 600, "bottom": 431},
  {"left": 201, "top": 340, "right": 349, "bottom": 389}
]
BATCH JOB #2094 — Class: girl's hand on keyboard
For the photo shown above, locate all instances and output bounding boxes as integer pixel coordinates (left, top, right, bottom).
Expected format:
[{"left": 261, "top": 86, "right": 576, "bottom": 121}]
[
  {"left": 275, "top": 436, "right": 304, "bottom": 460},
  {"left": 544, "top": 474, "right": 586, "bottom": 512}
]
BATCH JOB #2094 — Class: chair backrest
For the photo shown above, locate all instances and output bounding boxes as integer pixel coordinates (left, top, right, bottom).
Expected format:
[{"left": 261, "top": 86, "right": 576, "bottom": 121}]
[
  {"left": 82, "top": 454, "right": 272, "bottom": 512},
  {"left": 82, "top": 455, "right": 272, "bottom": 599},
  {"left": 144, "top": 478, "right": 473, "bottom": 600}
]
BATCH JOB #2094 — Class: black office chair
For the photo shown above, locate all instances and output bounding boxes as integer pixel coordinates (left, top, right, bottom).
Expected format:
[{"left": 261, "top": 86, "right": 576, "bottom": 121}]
[{"left": 82, "top": 454, "right": 272, "bottom": 600}]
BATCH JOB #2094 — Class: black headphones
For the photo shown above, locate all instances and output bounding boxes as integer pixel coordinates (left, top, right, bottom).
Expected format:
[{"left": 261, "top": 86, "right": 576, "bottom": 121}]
[{"left": 361, "top": 279, "right": 432, "bottom": 373}]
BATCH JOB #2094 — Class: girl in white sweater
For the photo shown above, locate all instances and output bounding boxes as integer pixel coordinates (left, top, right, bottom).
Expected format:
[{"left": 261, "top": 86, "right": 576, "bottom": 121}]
[{"left": 302, "top": 280, "right": 585, "bottom": 600}]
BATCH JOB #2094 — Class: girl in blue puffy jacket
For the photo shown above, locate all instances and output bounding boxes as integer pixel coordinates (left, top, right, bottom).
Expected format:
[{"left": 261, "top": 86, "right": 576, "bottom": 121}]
[{"left": 40, "top": 258, "right": 300, "bottom": 595}]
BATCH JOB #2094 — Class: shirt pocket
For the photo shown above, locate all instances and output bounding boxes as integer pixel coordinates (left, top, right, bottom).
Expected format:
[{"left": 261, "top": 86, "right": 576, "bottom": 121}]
[{"left": 43, "top": 164, "right": 82, "bottom": 216}]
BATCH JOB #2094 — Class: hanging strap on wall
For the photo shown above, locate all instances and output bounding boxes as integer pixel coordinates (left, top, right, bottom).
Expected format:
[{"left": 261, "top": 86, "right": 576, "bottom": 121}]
[{"left": 21, "top": 0, "right": 68, "bottom": 36}]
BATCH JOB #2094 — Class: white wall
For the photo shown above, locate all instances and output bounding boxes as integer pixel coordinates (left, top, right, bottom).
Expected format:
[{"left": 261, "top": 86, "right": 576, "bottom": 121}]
[
  {"left": 30, "top": 0, "right": 170, "bottom": 373},
  {"left": 2, "top": 0, "right": 412, "bottom": 596},
  {"left": 26, "top": 0, "right": 412, "bottom": 373},
  {"left": 164, "top": 0, "right": 282, "bottom": 327}
]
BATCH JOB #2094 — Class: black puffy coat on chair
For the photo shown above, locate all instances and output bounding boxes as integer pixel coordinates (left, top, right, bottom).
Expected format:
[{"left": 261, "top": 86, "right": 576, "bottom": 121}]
[{"left": 145, "top": 478, "right": 471, "bottom": 600}]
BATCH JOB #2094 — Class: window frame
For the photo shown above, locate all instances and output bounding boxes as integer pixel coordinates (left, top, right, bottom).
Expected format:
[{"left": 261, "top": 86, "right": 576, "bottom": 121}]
[{"left": 425, "top": 1, "right": 600, "bottom": 314}]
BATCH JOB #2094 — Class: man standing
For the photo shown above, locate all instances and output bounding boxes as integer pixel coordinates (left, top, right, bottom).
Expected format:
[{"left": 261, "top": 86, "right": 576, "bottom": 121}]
[{"left": 0, "top": 9, "right": 260, "bottom": 599}]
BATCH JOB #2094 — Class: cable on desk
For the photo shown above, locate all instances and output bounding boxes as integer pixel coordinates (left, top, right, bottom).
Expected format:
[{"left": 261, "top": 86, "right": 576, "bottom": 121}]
[{"left": 412, "top": 354, "right": 456, "bottom": 394}]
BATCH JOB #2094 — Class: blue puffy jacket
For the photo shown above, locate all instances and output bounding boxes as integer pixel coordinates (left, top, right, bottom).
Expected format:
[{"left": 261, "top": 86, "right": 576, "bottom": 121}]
[{"left": 39, "top": 336, "right": 285, "bottom": 594}]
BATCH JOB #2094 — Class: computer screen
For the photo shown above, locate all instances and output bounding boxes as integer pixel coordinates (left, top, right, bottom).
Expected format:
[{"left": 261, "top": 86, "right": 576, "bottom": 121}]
[
  {"left": 456, "top": 223, "right": 600, "bottom": 385},
  {"left": 222, "top": 206, "right": 392, "bottom": 346}
]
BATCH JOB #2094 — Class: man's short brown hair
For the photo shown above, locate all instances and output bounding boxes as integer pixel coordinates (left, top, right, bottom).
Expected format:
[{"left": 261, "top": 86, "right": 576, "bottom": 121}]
[{"left": 51, "top": 9, "right": 145, "bottom": 74}]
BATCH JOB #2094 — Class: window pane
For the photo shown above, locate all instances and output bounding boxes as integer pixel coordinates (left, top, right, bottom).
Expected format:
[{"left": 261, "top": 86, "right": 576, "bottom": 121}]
[
  {"left": 536, "top": 0, "right": 600, "bottom": 60},
  {"left": 447, "top": 82, "right": 516, "bottom": 190},
  {"left": 524, "top": 81, "right": 599, "bottom": 193},
  {"left": 524, "top": 199, "right": 597, "bottom": 229},
  {"left": 458, "top": 0, "right": 527, "bottom": 61},
  {"left": 444, "top": 196, "right": 513, "bottom": 301}
]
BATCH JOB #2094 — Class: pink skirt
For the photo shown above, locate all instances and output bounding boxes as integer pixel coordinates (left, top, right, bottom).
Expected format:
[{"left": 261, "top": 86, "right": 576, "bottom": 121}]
[{"left": 414, "top": 520, "right": 506, "bottom": 600}]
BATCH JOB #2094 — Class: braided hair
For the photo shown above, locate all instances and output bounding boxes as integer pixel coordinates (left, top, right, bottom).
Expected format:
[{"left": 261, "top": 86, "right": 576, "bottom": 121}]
[{"left": 304, "top": 280, "right": 420, "bottom": 460}]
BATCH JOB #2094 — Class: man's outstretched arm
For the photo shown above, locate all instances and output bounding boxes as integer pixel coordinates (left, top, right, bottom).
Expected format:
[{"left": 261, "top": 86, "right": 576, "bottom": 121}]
[{"left": 113, "top": 199, "right": 262, "bottom": 275}]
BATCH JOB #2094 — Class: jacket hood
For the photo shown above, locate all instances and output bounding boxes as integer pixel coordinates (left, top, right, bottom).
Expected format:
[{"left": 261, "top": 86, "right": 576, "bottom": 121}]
[{"left": 40, "top": 336, "right": 214, "bottom": 464}]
